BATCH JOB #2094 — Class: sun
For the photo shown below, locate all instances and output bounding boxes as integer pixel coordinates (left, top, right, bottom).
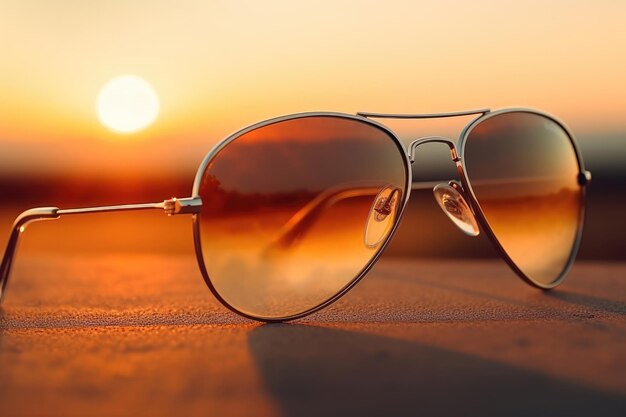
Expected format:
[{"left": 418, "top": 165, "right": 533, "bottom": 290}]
[{"left": 97, "top": 75, "right": 160, "bottom": 134}]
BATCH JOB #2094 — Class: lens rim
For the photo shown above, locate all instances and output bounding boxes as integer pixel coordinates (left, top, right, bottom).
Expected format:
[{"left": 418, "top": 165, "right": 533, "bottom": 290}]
[
  {"left": 189, "top": 112, "right": 412, "bottom": 322},
  {"left": 458, "top": 108, "right": 588, "bottom": 289}
]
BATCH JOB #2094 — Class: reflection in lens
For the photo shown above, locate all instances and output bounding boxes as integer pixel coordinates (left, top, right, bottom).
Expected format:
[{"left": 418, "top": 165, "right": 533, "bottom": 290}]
[
  {"left": 463, "top": 111, "right": 583, "bottom": 286},
  {"left": 197, "top": 116, "right": 407, "bottom": 319}
]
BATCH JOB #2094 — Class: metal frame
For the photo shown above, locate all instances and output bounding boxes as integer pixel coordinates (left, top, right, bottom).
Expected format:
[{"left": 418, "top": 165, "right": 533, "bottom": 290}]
[
  {"left": 456, "top": 108, "right": 589, "bottom": 289},
  {"left": 0, "top": 107, "right": 591, "bottom": 322},
  {"left": 189, "top": 112, "right": 413, "bottom": 323}
]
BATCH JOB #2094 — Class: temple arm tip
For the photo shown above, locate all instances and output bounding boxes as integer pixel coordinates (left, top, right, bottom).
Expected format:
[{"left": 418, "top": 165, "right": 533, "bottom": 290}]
[{"left": 0, "top": 207, "right": 60, "bottom": 303}]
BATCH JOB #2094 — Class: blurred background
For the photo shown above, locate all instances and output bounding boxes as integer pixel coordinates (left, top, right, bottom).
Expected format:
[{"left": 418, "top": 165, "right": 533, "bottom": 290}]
[{"left": 1, "top": 0, "right": 624, "bottom": 261}]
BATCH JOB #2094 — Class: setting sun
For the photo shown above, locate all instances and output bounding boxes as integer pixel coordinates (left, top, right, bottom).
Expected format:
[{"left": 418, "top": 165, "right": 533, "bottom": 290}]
[{"left": 96, "top": 75, "right": 159, "bottom": 134}]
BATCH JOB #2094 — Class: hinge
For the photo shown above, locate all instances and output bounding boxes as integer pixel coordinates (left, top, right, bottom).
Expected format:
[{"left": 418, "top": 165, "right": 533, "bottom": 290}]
[
  {"left": 163, "top": 197, "right": 203, "bottom": 215},
  {"left": 577, "top": 170, "right": 592, "bottom": 186}
]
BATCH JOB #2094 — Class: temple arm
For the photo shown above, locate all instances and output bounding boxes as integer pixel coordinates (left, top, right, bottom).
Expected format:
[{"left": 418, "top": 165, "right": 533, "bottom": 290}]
[
  {"left": 267, "top": 181, "right": 440, "bottom": 251},
  {"left": 0, "top": 197, "right": 201, "bottom": 303},
  {"left": 266, "top": 172, "right": 591, "bottom": 252}
]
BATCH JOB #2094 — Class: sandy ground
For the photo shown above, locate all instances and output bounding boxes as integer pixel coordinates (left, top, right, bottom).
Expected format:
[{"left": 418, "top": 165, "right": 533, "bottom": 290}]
[{"left": 0, "top": 254, "right": 624, "bottom": 417}]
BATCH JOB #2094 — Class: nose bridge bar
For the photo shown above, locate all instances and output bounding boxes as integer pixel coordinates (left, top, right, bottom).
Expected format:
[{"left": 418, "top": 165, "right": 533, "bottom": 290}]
[
  {"left": 408, "top": 136, "right": 459, "bottom": 163},
  {"left": 357, "top": 108, "right": 490, "bottom": 119}
]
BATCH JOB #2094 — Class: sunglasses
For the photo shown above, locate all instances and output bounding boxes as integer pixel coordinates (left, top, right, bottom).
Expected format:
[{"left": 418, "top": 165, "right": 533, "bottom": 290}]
[{"left": 0, "top": 108, "right": 591, "bottom": 322}]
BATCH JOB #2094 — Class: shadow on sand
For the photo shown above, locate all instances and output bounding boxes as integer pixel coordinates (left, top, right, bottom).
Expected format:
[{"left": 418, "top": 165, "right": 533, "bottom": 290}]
[
  {"left": 248, "top": 324, "right": 625, "bottom": 417},
  {"left": 545, "top": 290, "right": 626, "bottom": 316}
]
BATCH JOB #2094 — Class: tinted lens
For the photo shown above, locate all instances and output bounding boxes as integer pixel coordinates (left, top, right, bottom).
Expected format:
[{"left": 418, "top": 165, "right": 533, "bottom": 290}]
[
  {"left": 197, "top": 115, "right": 407, "bottom": 319},
  {"left": 463, "top": 111, "right": 583, "bottom": 286}
]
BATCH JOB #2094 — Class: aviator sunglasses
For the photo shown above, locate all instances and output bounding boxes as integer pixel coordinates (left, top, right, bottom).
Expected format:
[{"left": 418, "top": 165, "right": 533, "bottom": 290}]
[{"left": 0, "top": 108, "right": 591, "bottom": 322}]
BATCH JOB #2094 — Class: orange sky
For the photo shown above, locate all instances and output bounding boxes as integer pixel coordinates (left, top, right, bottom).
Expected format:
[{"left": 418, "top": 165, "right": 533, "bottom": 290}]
[{"left": 1, "top": 0, "right": 625, "bottom": 177}]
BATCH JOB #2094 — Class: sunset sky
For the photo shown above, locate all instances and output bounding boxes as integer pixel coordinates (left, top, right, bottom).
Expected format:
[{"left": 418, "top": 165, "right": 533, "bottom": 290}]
[{"left": 1, "top": 0, "right": 625, "bottom": 178}]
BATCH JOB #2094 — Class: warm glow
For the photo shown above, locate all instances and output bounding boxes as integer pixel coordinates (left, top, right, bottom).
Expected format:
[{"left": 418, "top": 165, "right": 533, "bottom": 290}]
[
  {"left": 96, "top": 75, "right": 159, "bottom": 134},
  {"left": 0, "top": 1, "right": 624, "bottom": 175}
]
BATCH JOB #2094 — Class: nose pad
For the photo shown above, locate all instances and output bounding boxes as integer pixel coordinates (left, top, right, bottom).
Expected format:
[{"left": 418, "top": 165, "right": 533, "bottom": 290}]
[
  {"left": 364, "top": 186, "right": 401, "bottom": 248},
  {"left": 433, "top": 182, "right": 480, "bottom": 237}
]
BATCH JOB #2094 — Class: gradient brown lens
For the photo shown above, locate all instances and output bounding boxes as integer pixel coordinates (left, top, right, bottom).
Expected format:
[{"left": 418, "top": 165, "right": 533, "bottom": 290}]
[
  {"left": 196, "top": 115, "right": 407, "bottom": 319},
  {"left": 463, "top": 111, "right": 583, "bottom": 286}
]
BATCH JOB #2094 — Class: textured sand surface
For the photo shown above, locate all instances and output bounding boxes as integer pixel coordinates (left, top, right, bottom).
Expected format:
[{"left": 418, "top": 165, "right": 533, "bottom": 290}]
[{"left": 1, "top": 254, "right": 625, "bottom": 416}]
